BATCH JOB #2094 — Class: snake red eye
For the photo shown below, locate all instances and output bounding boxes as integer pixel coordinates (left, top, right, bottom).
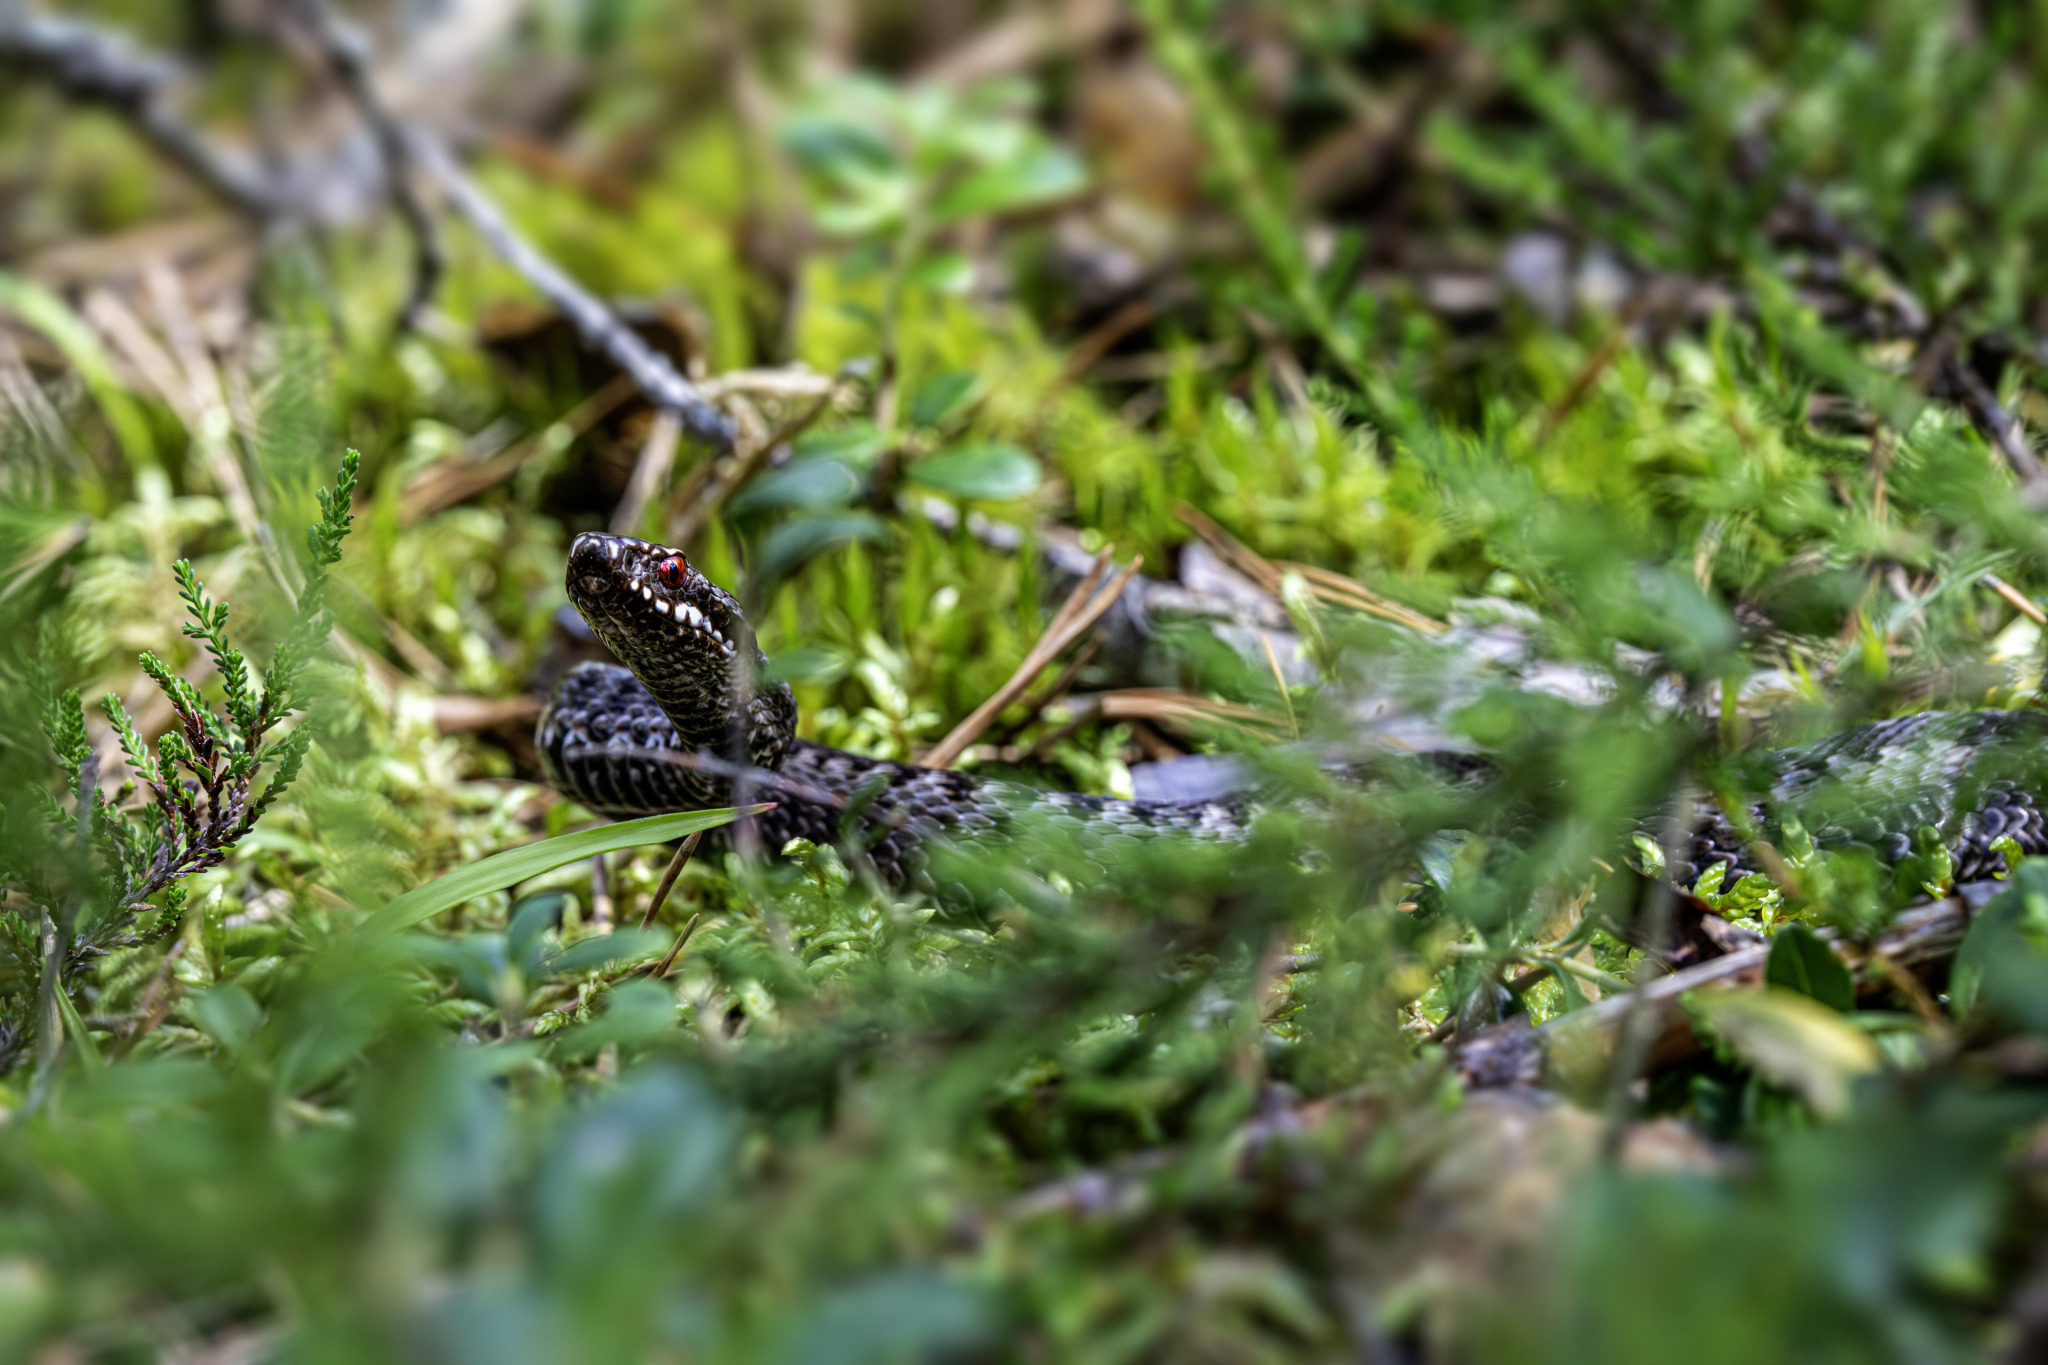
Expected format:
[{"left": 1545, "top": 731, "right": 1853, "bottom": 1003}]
[{"left": 654, "top": 556, "right": 686, "bottom": 590}]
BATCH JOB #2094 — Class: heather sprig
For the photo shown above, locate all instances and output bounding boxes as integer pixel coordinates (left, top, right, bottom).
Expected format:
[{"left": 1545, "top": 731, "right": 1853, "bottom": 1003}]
[
  {"left": 93, "top": 448, "right": 360, "bottom": 916},
  {"left": 0, "top": 449, "right": 362, "bottom": 1073}
]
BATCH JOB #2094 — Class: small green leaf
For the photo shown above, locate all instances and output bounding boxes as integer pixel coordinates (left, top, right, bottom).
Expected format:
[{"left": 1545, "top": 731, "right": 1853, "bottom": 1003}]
[
  {"left": 363, "top": 806, "right": 768, "bottom": 935},
  {"left": 932, "top": 147, "right": 1088, "bottom": 223},
  {"left": 908, "top": 370, "right": 983, "bottom": 428},
  {"left": 796, "top": 423, "right": 890, "bottom": 468},
  {"left": 1951, "top": 863, "right": 2048, "bottom": 1027},
  {"left": 779, "top": 113, "right": 898, "bottom": 178},
  {"left": 754, "top": 513, "right": 891, "bottom": 586},
  {"left": 730, "top": 460, "right": 861, "bottom": 518},
  {"left": 766, "top": 645, "right": 851, "bottom": 687},
  {"left": 542, "top": 930, "right": 673, "bottom": 978},
  {"left": 190, "top": 985, "right": 261, "bottom": 1054},
  {"left": 906, "top": 443, "right": 1041, "bottom": 501},
  {"left": 1765, "top": 922, "right": 1855, "bottom": 1012},
  {"left": 1690, "top": 988, "right": 1881, "bottom": 1117},
  {"left": 908, "top": 252, "right": 975, "bottom": 295}
]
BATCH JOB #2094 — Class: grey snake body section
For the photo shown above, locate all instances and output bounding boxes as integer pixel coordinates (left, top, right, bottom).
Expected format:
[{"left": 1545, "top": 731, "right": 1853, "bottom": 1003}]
[
  {"left": 538, "top": 660, "right": 1243, "bottom": 888},
  {"left": 537, "top": 531, "right": 2048, "bottom": 895},
  {"left": 1676, "top": 709, "right": 2048, "bottom": 888}
]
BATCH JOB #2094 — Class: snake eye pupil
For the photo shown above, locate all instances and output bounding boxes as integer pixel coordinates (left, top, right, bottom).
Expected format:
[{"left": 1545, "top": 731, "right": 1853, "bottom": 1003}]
[{"left": 655, "top": 557, "right": 685, "bottom": 589}]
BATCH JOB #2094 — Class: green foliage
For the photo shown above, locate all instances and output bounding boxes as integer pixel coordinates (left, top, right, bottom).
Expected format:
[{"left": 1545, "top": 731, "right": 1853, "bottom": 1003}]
[
  {"left": 0, "top": 451, "right": 360, "bottom": 1076},
  {"left": 6, "top": 2, "right": 2048, "bottom": 1359},
  {"left": 1765, "top": 923, "right": 1856, "bottom": 1013}
]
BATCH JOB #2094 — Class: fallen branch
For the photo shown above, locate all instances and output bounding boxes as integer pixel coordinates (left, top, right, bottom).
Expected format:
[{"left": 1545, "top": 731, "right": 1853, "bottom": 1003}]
[
  {"left": 283, "top": 0, "right": 444, "bottom": 331},
  {"left": 0, "top": 14, "right": 280, "bottom": 220},
  {"left": 399, "top": 129, "right": 734, "bottom": 450},
  {"left": 1453, "top": 883, "right": 1991, "bottom": 1092},
  {"left": 1947, "top": 355, "right": 2048, "bottom": 499},
  {"left": 665, "top": 378, "right": 842, "bottom": 548}
]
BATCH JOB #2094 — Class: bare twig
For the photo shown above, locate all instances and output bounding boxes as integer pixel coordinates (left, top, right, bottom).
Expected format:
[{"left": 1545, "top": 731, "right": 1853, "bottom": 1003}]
[
  {"left": 0, "top": 14, "right": 281, "bottom": 220},
  {"left": 1455, "top": 884, "right": 1992, "bottom": 1093},
  {"left": 639, "top": 831, "right": 703, "bottom": 930},
  {"left": 650, "top": 913, "right": 702, "bottom": 978},
  {"left": 921, "top": 549, "right": 1145, "bottom": 770},
  {"left": 1947, "top": 355, "right": 2048, "bottom": 495},
  {"left": 398, "top": 129, "right": 734, "bottom": 449},
  {"left": 1174, "top": 503, "right": 1446, "bottom": 633},
  {"left": 611, "top": 409, "right": 682, "bottom": 535},
  {"left": 282, "top": 0, "right": 443, "bottom": 330},
  {"left": 398, "top": 374, "right": 636, "bottom": 525},
  {"left": 1981, "top": 572, "right": 2047, "bottom": 626},
  {"left": 665, "top": 382, "right": 840, "bottom": 548}
]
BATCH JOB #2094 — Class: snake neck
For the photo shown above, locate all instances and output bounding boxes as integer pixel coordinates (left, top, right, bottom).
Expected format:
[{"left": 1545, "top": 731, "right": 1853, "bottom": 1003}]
[{"left": 565, "top": 532, "right": 796, "bottom": 770}]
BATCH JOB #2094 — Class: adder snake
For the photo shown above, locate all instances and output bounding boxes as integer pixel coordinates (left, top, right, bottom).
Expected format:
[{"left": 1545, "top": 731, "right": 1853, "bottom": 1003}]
[{"left": 538, "top": 532, "right": 2048, "bottom": 895}]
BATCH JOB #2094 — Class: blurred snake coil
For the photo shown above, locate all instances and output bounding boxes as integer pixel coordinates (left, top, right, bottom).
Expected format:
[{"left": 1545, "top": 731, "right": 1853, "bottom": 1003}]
[{"left": 537, "top": 534, "right": 2048, "bottom": 896}]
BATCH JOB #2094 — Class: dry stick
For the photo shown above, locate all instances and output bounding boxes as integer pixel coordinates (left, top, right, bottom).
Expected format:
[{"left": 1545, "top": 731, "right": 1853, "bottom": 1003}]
[
  {"left": 1053, "top": 298, "right": 1158, "bottom": 390},
  {"left": 649, "top": 913, "right": 702, "bottom": 979},
  {"left": 1173, "top": 502, "right": 1446, "bottom": 634},
  {"left": 399, "top": 373, "right": 636, "bottom": 525},
  {"left": 988, "top": 633, "right": 1104, "bottom": 747},
  {"left": 293, "top": 0, "right": 713, "bottom": 407},
  {"left": 611, "top": 407, "right": 682, "bottom": 535},
  {"left": 283, "top": 0, "right": 443, "bottom": 330},
  {"left": 82, "top": 288, "right": 190, "bottom": 418},
  {"left": 921, "top": 550, "right": 1145, "bottom": 770},
  {"left": 639, "top": 831, "right": 703, "bottom": 930},
  {"left": 1981, "top": 572, "right": 2048, "bottom": 627},
  {"left": 0, "top": 15, "right": 282, "bottom": 220},
  {"left": 1533, "top": 291, "right": 1655, "bottom": 446},
  {"left": 397, "top": 128, "right": 734, "bottom": 450},
  {"left": 1946, "top": 355, "right": 2048, "bottom": 494},
  {"left": 1457, "top": 886, "right": 1987, "bottom": 1093}
]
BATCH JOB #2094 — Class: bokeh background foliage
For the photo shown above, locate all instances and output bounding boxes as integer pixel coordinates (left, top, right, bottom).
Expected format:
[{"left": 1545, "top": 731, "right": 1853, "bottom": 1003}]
[{"left": 4, "top": 0, "right": 2048, "bottom": 1360}]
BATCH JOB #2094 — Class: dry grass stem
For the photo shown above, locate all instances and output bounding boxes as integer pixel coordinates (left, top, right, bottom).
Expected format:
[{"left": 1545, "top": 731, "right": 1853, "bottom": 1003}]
[
  {"left": 921, "top": 548, "right": 1144, "bottom": 769},
  {"left": 640, "top": 831, "right": 704, "bottom": 930},
  {"left": 1174, "top": 503, "right": 1445, "bottom": 633}
]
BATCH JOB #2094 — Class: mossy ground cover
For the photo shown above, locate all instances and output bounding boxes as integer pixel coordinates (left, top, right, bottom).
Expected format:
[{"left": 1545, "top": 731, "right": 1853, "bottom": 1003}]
[{"left": 3, "top": 2, "right": 2048, "bottom": 1360}]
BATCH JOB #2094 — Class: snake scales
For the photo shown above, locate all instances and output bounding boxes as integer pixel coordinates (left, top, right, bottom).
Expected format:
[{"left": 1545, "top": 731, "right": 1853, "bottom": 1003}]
[
  {"left": 538, "top": 532, "right": 2048, "bottom": 896},
  {"left": 537, "top": 534, "right": 1241, "bottom": 889}
]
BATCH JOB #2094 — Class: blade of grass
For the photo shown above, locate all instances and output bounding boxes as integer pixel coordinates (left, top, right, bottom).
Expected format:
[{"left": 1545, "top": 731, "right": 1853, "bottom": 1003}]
[{"left": 362, "top": 804, "right": 772, "bottom": 935}]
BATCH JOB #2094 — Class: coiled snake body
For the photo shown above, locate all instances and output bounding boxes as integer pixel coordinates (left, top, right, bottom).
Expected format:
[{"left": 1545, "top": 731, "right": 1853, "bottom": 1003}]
[
  {"left": 538, "top": 533, "right": 2048, "bottom": 894},
  {"left": 537, "top": 534, "right": 1241, "bottom": 888}
]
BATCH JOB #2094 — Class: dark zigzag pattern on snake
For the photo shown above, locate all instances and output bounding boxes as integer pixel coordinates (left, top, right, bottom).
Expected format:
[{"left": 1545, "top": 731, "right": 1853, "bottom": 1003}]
[
  {"left": 535, "top": 533, "right": 2048, "bottom": 894},
  {"left": 538, "top": 660, "right": 1244, "bottom": 889}
]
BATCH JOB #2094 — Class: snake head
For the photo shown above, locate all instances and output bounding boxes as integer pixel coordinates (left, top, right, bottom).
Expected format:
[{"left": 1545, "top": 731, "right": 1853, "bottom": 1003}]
[{"left": 565, "top": 532, "right": 751, "bottom": 667}]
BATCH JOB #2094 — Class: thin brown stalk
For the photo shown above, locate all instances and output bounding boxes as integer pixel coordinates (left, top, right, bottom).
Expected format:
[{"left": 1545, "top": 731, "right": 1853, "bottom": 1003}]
[
  {"left": 639, "top": 831, "right": 703, "bottom": 930},
  {"left": 1173, "top": 503, "right": 1446, "bottom": 633},
  {"left": 649, "top": 913, "right": 703, "bottom": 979},
  {"left": 921, "top": 550, "right": 1144, "bottom": 770},
  {"left": 398, "top": 374, "right": 636, "bottom": 525},
  {"left": 1980, "top": 572, "right": 2047, "bottom": 626},
  {"left": 611, "top": 408, "right": 683, "bottom": 535}
]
